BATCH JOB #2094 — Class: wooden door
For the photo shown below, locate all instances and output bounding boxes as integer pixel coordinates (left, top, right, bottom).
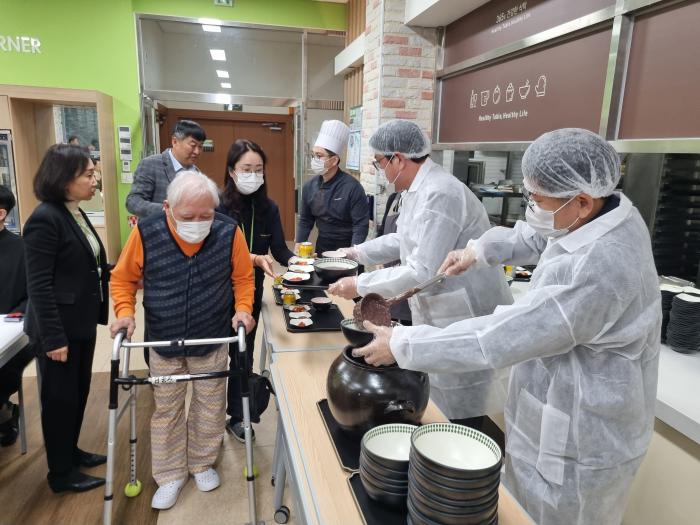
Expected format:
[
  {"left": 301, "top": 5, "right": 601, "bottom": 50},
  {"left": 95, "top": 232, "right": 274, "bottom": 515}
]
[{"left": 159, "top": 109, "right": 295, "bottom": 239}]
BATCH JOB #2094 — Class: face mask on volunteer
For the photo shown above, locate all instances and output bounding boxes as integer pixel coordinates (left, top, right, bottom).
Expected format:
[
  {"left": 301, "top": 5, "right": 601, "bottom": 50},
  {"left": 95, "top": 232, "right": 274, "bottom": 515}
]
[
  {"left": 524, "top": 195, "right": 579, "bottom": 238},
  {"left": 234, "top": 171, "right": 264, "bottom": 195},
  {"left": 170, "top": 209, "right": 213, "bottom": 243}
]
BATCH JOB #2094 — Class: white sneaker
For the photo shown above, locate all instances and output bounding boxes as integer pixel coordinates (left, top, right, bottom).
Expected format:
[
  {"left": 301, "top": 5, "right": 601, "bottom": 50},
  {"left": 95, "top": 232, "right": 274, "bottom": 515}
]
[
  {"left": 151, "top": 478, "right": 186, "bottom": 510},
  {"left": 194, "top": 468, "right": 220, "bottom": 492}
]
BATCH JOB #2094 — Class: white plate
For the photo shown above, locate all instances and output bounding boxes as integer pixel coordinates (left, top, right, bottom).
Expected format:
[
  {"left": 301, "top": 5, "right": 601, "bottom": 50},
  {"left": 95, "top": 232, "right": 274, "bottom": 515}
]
[
  {"left": 283, "top": 304, "right": 310, "bottom": 312},
  {"left": 289, "top": 311, "right": 312, "bottom": 319},
  {"left": 289, "top": 264, "right": 315, "bottom": 273},
  {"left": 362, "top": 424, "right": 417, "bottom": 461},
  {"left": 322, "top": 250, "right": 347, "bottom": 258},
  {"left": 282, "top": 272, "right": 311, "bottom": 282},
  {"left": 289, "top": 318, "right": 313, "bottom": 328},
  {"left": 289, "top": 256, "right": 315, "bottom": 266},
  {"left": 412, "top": 423, "right": 501, "bottom": 471}
]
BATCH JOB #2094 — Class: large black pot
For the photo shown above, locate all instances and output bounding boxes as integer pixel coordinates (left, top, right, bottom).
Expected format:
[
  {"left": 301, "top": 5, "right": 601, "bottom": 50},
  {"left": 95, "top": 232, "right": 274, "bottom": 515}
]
[{"left": 326, "top": 346, "right": 430, "bottom": 435}]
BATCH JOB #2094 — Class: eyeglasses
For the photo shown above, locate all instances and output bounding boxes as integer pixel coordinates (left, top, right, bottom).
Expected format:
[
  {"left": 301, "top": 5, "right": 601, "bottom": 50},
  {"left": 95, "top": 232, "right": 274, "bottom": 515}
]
[
  {"left": 372, "top": 154, "right": 395, "bottom": 171},
  {"left": 521, "top": 187, "right": 536, "bottom": 211},
  {"left": 310, "top": 153, "right": 332, "bottom": 161}
]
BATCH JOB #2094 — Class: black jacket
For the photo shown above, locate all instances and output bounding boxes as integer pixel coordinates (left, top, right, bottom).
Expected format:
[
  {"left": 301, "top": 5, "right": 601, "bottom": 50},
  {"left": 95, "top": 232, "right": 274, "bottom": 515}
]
[
  {"left": 0, "top": 228, "right": 27, "bottom": 314},
  {"left": 218, "top": 197, "right": 294, "bottom": 301},
  {"left": 23, "top": 202, "right": 109, "bottom": 353}
]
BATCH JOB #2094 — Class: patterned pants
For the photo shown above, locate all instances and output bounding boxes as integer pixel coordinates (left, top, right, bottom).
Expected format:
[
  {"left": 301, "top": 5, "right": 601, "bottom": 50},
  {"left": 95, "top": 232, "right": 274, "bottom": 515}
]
[{"left": 149, "top": 345, "right": 228, "bottom": 485}]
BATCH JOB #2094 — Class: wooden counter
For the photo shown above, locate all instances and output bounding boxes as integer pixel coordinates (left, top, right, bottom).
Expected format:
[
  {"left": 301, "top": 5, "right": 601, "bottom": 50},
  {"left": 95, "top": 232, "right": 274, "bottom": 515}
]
[
  {"left": 271, "top": 349, "right": 534, "bottom": 525},
  {"left": 258, "top": 282, "right": 356, "bottom": 375}
]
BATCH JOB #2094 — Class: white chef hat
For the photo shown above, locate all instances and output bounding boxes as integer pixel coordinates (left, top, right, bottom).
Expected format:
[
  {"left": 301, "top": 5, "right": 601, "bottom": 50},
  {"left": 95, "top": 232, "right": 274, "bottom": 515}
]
[{"left": 314, "top": 120, "right": 350, "bottom": 157}]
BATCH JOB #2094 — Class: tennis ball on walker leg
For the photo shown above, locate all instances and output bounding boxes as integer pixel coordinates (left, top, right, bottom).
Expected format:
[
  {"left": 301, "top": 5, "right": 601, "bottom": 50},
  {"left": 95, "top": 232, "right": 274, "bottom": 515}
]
[
  {"left": 124, "top": 480, "right": 142, "bottom": 497},
  {"left": 243, "top": 465, "right": 259, "bottom": 478}
]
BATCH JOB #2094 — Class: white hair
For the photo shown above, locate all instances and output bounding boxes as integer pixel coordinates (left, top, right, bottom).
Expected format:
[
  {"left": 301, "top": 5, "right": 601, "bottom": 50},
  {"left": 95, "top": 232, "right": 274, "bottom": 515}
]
[{"left": 166, "top": 170, "right": 220, "bottom": 209}]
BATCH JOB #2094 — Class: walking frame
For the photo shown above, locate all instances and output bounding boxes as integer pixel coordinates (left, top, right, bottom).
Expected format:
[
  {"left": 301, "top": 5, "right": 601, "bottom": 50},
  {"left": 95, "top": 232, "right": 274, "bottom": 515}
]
[{"left": 103, "top": 323, "right": 264, "bottom": 525}]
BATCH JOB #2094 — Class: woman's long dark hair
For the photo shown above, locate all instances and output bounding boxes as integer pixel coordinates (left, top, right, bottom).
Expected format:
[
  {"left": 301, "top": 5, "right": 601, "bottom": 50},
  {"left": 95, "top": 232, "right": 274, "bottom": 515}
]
[{"left": 222, "top": 139, "right": 270, "bottom": 223}]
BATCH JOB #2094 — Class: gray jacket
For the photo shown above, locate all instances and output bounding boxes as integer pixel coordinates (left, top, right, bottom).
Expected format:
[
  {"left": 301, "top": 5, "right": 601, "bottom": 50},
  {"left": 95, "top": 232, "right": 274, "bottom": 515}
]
[{"left": 125, "top": 151, "right": 180, "bottom": 218}]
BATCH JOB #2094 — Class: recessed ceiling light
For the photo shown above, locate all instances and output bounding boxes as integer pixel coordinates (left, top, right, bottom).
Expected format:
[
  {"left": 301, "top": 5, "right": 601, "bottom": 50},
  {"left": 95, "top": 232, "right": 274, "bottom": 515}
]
[
  {"left": 202, "top": 25, "right": 221, "bottom": 33},
  {"left": 216, "top": 70, "right": 229, "bottom": 79},
  {"left": 210, "top": 49, "right": 226, "bottom": 61},
  {"left": 221, "top": 82, "right": 231, "bottom": 89}
]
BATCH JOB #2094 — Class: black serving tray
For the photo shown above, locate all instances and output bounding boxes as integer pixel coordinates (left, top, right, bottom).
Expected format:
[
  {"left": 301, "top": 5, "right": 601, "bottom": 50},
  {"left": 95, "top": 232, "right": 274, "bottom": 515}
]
[
  {"left": 283, "top": 305, "right": 344, "bottom": 333},
  {"left": 348, "top": 473, "right": 408, "bottom": 525},
  {"left": 317, "top": 399, "right": 362, "bottom": 472},
  {"left": 282, "top": 271, "right": 331, "bottom": 290},
  {"left": 272, "top": 286, "right": 328, "bottom": 305}
]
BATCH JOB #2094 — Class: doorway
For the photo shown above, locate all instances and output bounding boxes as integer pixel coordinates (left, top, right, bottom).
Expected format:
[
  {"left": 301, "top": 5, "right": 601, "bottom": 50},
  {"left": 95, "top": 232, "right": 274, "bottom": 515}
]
[{"left": 160, "top": 108, "right": 295, "bottom": 239}]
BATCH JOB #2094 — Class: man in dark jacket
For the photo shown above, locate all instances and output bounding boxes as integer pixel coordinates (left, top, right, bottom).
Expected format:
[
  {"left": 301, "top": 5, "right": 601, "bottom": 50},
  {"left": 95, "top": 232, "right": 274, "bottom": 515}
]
[
  {"left": 0, "top": 185, "right": 33, "bottom": 447},
  {"left": 125, "top": 120, "right": 206, "bottom": 218}
]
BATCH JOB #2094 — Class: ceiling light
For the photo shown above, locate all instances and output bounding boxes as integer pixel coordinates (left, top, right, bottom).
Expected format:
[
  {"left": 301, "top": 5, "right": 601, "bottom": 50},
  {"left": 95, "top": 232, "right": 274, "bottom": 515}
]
[
  {"left": 216, "top": 70, "right": 229, "bottom": 79},
  {"left": 202, "top": 25, "right": 221, "bottom": 33},
  {"left": 221, "top": 82, "right": 231, "bottom": 89},
  {"left": 209, "top": 49, "right": 226, "bottom": 61}
]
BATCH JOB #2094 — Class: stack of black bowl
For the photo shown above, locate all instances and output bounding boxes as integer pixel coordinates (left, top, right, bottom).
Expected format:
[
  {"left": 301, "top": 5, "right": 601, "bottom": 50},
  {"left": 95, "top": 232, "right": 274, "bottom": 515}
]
[
  {"left": 359, "top": 423, "right": 416, "bottom": 508},
  {"left": 660, "top": 284, "right": 683, "bottom": 342},
  {"left": 407, "top": 423, "right": 502, "bottom": 525},
  {"left": 666, "top": 292, "right": 700, "bottom": 354}
]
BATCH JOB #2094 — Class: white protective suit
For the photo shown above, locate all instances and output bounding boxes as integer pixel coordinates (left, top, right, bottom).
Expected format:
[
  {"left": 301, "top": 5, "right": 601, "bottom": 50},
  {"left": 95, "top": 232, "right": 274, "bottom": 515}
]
[
  {"left": 390, "top": 192, "right": 661, "bottom": 525},
  {"left": 356, "top": 158, "right": 513, "bottom": 419}
]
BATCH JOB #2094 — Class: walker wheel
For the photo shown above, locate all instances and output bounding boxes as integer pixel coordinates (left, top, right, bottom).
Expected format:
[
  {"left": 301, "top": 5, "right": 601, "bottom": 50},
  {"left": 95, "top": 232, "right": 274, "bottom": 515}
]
[
  {"left": 274, "top": 505, "right": 290, "bottom": 524},
  {"left": 243, "top": 465, "right": 259, "bottom": 478},
  {"left": 124, "top": 480, "right": 142, "bottom": 497},
  {"left": 271, "top": 475, "right": 276, "bottom": 487},
  {"left": 262, "top": 369, "right": 271, "bottom": 379}
]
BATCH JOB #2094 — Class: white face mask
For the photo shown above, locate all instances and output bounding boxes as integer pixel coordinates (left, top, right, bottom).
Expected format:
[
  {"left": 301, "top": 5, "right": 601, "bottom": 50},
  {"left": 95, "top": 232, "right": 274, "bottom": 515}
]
[
  {"left": 170, "top": 210, "right": 213, "bottom": 243},
  {"left": 234, "top": 171, "right": 264, "bottom": 195},
  {"left": 525, "top": 195, "right": 578, "bottom": 238},
  {"left": 310, "top": 157, "right": 327, "bottom": 176}
]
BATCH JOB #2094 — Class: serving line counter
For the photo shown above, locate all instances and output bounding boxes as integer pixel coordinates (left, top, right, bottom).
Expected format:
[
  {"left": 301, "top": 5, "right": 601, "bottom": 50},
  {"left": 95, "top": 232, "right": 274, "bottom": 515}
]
[
  {"left": 269, "top": 349, "right": 534, "bottom": 525},
  {"left": 258, "top": 283, "right": 357, "bottom": 373}
]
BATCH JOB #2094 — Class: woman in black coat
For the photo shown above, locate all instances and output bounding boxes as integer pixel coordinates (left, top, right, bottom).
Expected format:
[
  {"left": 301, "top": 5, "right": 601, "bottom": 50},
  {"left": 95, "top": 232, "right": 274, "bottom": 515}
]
[
  {"left": 218, "top": 139, "right": 294, "bottom": 441},
  {"left": 23, "top": 144, "right": 110, "bottom": 493}
]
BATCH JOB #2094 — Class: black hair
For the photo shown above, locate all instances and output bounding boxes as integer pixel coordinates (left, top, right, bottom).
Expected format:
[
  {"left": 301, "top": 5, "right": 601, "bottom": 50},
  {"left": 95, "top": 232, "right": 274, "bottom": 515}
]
[
  {"left": 222, "top": 139, "right": 270, "bottom": 223},
  {"left": 33, "top": 144, "right": 91, "bottom": 203},
  {"left": 410, "top": 154, "right": 429, "bottom": 164},
  {"left": 0, "top": 185, "right": 16, "bottom": 213},
  {"left": 172, "top": 120, "right": 206, "bottom": 142},
  {"left": 67, "top": 135, "right": 79, "bottom": 144}
]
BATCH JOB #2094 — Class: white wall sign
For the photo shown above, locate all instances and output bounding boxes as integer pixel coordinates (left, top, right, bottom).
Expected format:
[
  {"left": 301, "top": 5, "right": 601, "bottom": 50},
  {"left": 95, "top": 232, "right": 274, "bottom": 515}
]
[{"left": 0, "top": 35, "right": 41, "bottom": 54}]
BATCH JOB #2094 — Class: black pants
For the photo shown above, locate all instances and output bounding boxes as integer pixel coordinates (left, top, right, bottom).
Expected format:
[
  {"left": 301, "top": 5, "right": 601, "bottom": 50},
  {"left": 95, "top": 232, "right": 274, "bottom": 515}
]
[
  {"left": 226, "top": 292, "right": 263, "bottom": 423},
  {"left": 0, "top": 345, "right": 34, "bottom": 406},
  {"left": 37, "top": 335, "right": 96, "bottom": 477}
]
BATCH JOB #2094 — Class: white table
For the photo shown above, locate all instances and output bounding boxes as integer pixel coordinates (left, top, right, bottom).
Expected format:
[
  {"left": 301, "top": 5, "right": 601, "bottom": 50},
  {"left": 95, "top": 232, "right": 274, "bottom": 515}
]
[{"left": 0, "top": 315, "right": 31, "bottom": 453}]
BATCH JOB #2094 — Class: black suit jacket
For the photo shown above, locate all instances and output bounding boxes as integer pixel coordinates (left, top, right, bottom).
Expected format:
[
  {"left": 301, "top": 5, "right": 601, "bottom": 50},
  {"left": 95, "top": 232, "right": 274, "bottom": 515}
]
[{"left": 23, "top": 202, "right": 109, "bottom": 353}]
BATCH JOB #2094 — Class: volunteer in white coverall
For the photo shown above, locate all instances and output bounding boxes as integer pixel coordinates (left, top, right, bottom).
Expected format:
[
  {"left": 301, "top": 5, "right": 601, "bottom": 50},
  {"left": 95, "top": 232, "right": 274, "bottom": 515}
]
[
  {"left": 329, "top": 119, "right": 513, "bottom": 426},
  {"left": 355, "top": 128, "right": 661, "bottom": 525}
]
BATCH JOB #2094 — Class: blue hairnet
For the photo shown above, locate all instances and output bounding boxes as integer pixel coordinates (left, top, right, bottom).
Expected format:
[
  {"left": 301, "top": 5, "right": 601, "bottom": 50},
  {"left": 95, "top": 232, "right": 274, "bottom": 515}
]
[
  {"left": 369, "top": 120, "right": 431, "bottom": 159},
  {"left": 522, "top": 128, "right": 621, "bottom": 198}
]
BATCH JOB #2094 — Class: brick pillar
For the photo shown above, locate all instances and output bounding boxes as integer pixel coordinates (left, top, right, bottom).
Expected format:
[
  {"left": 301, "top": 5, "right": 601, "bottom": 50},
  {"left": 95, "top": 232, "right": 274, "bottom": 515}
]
[{"left": 361, "top": 0, "right": 438, "bottom": 236}]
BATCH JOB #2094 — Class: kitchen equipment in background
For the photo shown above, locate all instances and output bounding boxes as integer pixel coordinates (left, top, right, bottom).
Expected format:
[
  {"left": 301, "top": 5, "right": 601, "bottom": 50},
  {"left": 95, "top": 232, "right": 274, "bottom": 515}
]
[
  {"left": 326, "top": 347, "right": 429, "bottom": 435},
  {"left": 0, "top": 131, "right": 20, "bottom": 233}
]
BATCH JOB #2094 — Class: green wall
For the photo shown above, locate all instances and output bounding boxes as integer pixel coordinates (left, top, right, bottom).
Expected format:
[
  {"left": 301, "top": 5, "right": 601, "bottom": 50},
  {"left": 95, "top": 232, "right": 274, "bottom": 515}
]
[{"left": 0, "top": 0, "right": 345, "bottom": 247}]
